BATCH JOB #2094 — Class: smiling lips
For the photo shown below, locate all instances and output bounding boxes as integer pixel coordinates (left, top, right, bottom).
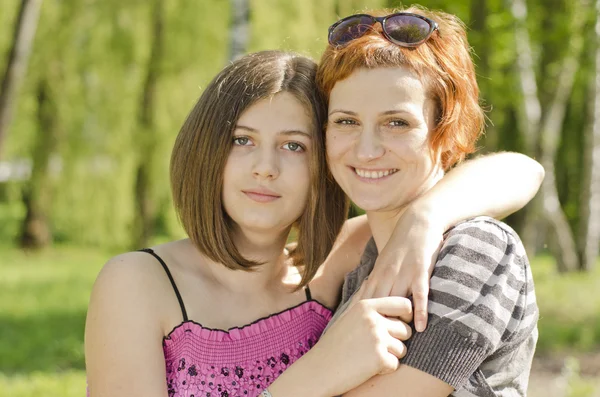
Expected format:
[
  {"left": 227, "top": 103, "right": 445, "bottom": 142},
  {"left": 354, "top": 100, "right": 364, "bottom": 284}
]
[
  {"left": 243, "top": 188, "right": 281, "bottom": 203},
  {"left": 353, "top": 167, "right": 399, "bottom": 180}
]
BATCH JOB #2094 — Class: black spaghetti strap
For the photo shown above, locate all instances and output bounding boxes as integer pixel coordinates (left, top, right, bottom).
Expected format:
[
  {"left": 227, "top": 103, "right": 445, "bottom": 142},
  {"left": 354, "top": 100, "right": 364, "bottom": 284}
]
[
  {"left": 139, "top": 248, "right": 189, "bottom": 322},
  {"left": 304, "top": 284, "right": 312, "bottom": 301}
]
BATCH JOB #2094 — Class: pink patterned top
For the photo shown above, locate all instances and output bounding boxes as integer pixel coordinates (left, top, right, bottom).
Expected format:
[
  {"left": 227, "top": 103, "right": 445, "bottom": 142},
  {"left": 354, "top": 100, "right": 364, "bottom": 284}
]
[{"left": 148, "top": 248, "right": 332, "bottom": 397}]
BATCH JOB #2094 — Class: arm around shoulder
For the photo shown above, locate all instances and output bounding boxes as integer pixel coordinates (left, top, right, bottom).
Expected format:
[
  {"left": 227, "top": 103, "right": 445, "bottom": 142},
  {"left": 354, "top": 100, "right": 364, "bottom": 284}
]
[
  {"left": 414, "top": 151, "right": 544, "bottom": 229},
  {"left": 85, "top": 253, "right": 170, "bottom": 397},
  {"left": 342, "top": 218, "right": 534, "bottom": 396}
]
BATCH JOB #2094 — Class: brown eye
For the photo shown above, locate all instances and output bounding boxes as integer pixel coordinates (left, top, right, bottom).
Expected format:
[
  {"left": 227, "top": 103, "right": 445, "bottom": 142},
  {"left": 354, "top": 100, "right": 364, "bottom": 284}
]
[
  {"left": 388, "top": 119, "right": 408, "bottom": 127},
  {"left": 334, "top": 118, "right": 358, "bottom": 126}
]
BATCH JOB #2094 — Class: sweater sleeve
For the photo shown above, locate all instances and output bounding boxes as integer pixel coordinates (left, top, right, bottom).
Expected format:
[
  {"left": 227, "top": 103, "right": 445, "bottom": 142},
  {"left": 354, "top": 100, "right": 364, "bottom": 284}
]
[{"left": 401, "top": 217, "right": 533, "bottom": 389}]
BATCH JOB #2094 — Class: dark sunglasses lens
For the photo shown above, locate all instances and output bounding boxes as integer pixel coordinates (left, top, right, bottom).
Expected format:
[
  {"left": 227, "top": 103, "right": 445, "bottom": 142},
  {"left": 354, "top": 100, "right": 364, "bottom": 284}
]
[
  {"left": 330, "top": 16, "right": 374, "bottom": 46},
  {"left": 384, "top": 15, "right": 432, "bottom": 45}
]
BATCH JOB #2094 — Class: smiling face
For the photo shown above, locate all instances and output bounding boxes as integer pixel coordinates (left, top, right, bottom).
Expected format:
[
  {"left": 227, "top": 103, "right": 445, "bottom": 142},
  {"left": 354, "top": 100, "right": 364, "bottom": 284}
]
[
  {"left": 326, "top": 67, "right": 443, "bottom": 213},
  {"left": 222, "top": 92, "right": 312, "bottom": 235}
]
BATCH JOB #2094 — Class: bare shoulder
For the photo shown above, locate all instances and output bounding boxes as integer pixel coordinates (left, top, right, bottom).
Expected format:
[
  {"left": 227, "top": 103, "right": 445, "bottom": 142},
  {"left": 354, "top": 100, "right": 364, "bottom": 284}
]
[
  {"left": 88, "top": 250, "right": 171, "bottom": 332},
  {"left": 85, "top": 251, "right": 173, "bottom": 396},
  {"left": 92, "top": 251, "right": 168, "bottom": 301}
]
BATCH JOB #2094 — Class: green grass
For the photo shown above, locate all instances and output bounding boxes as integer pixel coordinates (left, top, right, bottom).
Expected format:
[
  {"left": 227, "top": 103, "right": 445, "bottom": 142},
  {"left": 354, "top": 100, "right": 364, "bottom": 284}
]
[
  {"left": 532, "top": 255, "right": 600, "bottom": 353},
  {"left": 0, "top": 245, "right": 108, "bottom": 397},
  {"left": 0, "top": 246, "right": 108, "bottom": 373},
  {"left": 0, "top": 246, "right": 599, "bottom": 396},
  {"left": 0, "top": 371, "right": 86, "bottom": 397}
]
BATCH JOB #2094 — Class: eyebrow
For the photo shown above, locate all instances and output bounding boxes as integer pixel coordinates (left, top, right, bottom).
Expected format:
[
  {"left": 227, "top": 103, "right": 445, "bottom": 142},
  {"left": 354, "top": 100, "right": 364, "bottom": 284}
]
[
  {"left": 328, "top": 109, "right": 357, "bottom": 116},
  {"left": 328, "top": 109, "right": 415, "bottom": 116},
  {"left": 235, "top": 125, "right": 312, "bottom": 139}
]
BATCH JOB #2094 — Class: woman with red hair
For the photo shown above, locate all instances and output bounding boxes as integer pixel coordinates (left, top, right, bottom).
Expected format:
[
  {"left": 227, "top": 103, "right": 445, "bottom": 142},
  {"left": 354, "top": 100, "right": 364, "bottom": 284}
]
[{"left": 312, "top": 6, "right": 537, "bottom": 397}]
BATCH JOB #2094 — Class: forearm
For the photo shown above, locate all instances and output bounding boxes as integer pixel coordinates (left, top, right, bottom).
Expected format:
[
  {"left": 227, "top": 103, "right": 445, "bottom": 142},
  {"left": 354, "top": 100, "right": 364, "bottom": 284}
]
[
  {"left": 413, "top": 152, "right": 544, "bottom": 231},
  {"left": 343, "top": 364, "right": 453, "bottom": 397},
  {"left": 267, "top": 348, "right": 332, "bottom": 397}
]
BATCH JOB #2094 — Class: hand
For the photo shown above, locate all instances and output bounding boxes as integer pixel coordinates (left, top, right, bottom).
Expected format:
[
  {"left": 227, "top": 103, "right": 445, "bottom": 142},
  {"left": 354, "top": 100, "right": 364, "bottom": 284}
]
[
  {"left": 309, "top": 284, "right": 413, "bottom": 396},
  {"left": 360, "top": 205, "right": 445, "bottom": 333}
]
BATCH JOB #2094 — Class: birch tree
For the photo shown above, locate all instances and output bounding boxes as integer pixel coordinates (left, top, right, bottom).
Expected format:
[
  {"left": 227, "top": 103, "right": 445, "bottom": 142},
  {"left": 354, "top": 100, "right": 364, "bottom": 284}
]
[
  {"left": 508, "top": 0, "right": 587, "bottom": 272},
  {"left": 0, "top": 0, "right": 43, "bottom": 160},
  {"left": 578, "top": 0, "right": 600, "bottom": 271},
  {"left": 229, "top": 0, "right": 250, "bottom": 61}
]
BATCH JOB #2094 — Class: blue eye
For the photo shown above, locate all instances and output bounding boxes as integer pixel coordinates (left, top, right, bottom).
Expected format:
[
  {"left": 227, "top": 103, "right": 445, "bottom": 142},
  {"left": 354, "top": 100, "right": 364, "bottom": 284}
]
[
  {"left": 233, "top": 136, "right": 251, "bottom": 146},
  {"left": 283, "top": 142, "right": 305, "bottom": 152}
]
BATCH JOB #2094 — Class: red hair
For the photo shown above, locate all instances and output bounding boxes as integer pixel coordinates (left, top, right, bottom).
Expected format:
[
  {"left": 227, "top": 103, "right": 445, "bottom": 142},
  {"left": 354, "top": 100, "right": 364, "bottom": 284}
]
[{"left": 317, "top": 6, "right": 484, "bottom": 169}]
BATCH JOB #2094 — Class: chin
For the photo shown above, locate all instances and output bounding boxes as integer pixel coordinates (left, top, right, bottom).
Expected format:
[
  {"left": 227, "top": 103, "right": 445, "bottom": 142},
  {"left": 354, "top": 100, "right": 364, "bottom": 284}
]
[
  {"left": 352, "top": 194, "right": 411, "bottom": 213},
  {"left": 351, "top": 198, "right": 390, "bottom": 212}
]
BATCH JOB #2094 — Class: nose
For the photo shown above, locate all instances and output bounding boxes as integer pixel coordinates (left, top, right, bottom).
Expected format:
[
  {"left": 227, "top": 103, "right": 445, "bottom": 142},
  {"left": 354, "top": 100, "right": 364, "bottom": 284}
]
[
  {"left": 252, "top": 147, "right": 280, "bottom": 180},
  {"left": 355, "top": 127, "right": 385, "bottom": 162}
]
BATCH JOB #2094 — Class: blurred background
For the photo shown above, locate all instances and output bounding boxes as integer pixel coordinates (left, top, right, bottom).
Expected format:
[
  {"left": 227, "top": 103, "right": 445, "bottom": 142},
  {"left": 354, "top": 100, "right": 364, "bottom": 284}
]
[{"left": 1, "top": 0, "right": 599, "bottom": 396}]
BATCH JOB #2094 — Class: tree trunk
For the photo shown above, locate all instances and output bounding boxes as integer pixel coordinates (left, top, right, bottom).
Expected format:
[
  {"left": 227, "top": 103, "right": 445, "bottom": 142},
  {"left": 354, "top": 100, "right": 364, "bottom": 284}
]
[
  {"left": 0, "top": 0, "right": 43, "bottom": 160},
  {"left": 18, "top": 77, "right": 55, "bottom": 249},
  {"left": 132, "top": 0, "right": 165, "bottom": 249},
  {"left": 508, "top": 0, "right": 542, "bottom": 153},
  {"left": 578, "top": 0, "right": 600, "bottom": 272},
  {"left": 229, "top": 0, "right": 250, "bottom": 61},
  {"left": 507, "top": 0, "right": 544, "bottom": 256},
  {"left": 537, "top": 0, "right": 587, "bottom": 272},
  {"left": 509, "top": 0, "right": 587, "bottom": 271}
]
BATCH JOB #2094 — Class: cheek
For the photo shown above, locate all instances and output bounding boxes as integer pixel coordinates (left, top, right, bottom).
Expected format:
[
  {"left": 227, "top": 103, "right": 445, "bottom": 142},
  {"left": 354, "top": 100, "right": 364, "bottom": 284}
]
[
  {"left": 222, "top": 154, "right": 237, "bottom": 185},
  {"left": 282, "top": 153, "right": 311, "bottom": 192},
  {"left": 326, "top": 131, "right": 352, "bottom": 164},
  {"left": 388, "top": 134, "right": 430, "bottom": 163}
]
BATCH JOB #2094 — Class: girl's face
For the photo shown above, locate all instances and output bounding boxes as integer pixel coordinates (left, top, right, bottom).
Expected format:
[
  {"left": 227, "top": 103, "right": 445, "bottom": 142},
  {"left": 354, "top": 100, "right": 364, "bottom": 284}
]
[
  {"left": 222, "top": 92, "right": 312, "bottom": 235},
  {"left": 326, "top": 67, "right": 442, "bottom": 214}
]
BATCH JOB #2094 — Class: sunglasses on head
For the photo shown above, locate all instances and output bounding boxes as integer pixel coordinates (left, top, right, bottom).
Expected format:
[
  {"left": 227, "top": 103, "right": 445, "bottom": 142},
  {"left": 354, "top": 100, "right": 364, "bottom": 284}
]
[{"left": 328, "top": 12, "right": 439, "bottom": 48}]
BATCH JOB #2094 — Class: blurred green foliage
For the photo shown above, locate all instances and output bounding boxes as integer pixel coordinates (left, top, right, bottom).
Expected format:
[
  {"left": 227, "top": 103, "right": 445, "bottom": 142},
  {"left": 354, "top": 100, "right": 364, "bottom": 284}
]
[{"left": 0, "top": 0, "right": 595, "bottom": 251}]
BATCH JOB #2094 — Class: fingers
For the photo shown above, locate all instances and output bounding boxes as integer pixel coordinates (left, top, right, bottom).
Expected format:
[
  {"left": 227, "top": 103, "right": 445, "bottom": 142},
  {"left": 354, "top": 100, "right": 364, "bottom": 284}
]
[
  {"left": 412, "top": 275, "right": 430, "bottom": 332},
  {"left": 360, "top": 275, "right": 378, "bottom": 300},
  {"left": 387, "top": 337, "right": 407, "bottom": 360},
  {"left": 369, "top": 263, "right": 395, "bottom": 299},
  {"left": 390, "top": 278, "right": 410, "bottom": 300},
  {"left": 365, "top": 296, "right": 413, "bottom": 323},
  {"left": 378, "top": 351, "right": 401, "bottom": 375},
  {"left": 380, "top": 336, "right": 407, "bottom": 375},
  {"left": 381, "top": 316, "right": 412, "bottom": 341}
]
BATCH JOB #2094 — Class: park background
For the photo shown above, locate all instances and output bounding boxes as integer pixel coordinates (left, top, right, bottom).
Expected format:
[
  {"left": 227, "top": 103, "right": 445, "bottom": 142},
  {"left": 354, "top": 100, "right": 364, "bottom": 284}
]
[{"left": 1, "top": 0, "right": 600, "bottom": 396}]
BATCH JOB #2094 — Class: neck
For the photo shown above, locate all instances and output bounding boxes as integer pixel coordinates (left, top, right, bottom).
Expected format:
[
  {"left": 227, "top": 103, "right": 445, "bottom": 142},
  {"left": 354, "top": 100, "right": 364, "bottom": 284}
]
[
  {"left": 207, "top": 226, "right": 295, "bottom": 292},
  {"left": 366, "top": 208, "right": 409, "bottom": 253}
]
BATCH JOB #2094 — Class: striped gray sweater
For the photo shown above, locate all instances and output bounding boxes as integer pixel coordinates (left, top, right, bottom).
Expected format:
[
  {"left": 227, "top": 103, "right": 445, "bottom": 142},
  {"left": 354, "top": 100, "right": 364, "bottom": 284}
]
[{"left": 330, "top": 217, "right": 538, "bottom": 396}]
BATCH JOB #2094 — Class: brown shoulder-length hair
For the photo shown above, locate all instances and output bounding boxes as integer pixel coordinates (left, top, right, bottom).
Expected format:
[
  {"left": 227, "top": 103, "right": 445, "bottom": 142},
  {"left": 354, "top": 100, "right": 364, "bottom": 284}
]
[
  {"left": 171, "top": 50, "right": 348, "bottom": 288},
  {"left": 317, "top": 7, "right": 485, "bottom": 170}
]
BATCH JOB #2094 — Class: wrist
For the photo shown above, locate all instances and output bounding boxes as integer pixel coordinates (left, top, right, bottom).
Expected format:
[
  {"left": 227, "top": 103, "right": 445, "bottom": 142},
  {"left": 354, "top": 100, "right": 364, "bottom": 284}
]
[{"left": 405, "top": 198, "right": 449, "bottom": 233}]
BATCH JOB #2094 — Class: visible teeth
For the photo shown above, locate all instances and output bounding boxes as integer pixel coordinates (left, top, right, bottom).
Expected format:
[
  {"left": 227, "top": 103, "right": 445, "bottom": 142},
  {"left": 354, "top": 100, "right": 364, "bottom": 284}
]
[{"left": 355, "top": 168, "right": 398, "bottom": 179}]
